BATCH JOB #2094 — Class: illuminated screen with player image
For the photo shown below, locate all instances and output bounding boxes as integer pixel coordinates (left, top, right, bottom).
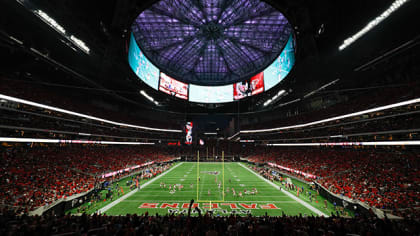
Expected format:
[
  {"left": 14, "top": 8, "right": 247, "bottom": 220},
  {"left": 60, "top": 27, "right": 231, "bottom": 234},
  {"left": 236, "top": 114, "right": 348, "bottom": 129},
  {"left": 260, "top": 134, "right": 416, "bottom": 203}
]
[
  {"left": 159, "top": 72, "right": 189, "bottom": 100},
  {"left": 184, "top": 122, "right": 193, "bottom": 145},
  {"left": 233, "top": 72, "right": 264, "bottom": 100}
]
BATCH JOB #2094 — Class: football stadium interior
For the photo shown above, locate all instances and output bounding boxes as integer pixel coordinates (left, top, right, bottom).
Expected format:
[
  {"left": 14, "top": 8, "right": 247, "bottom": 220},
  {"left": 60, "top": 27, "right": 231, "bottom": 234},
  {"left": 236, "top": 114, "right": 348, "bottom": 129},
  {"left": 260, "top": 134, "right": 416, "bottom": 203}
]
[{"left": 0, "top": 0, "right": 419, "bottom": 235}]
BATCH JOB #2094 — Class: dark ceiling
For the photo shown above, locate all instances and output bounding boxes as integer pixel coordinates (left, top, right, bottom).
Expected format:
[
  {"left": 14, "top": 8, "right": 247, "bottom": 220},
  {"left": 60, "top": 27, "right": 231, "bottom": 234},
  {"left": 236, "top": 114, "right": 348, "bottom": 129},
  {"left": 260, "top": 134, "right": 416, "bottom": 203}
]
[{"left": 0, "top": 0, "right": 419, "bottom": 123}]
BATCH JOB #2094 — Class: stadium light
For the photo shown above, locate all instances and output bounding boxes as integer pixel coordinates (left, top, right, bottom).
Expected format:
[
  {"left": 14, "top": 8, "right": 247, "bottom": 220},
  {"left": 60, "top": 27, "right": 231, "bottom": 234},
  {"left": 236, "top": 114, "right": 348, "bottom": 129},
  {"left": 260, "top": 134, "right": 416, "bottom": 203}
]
[
  {"left": 34, "top": 10, "right": 65, "bottom": 34},
  {"left": 303, "top": 79, "right": 339, "bottom": 98},
  {"left": 0, "top": 94, "right": 182, "bottom": 133},
  {"left": 242, "top": 97, "right": 420, "bottom": 133},
  {"left": 204, "top": 132, "right": 217, "bottom": 135},
  {"left": 0, "top": 137, "right": 155, "bottom": 145},
  {"left": 339, "top": 0, "right": 410, "bottom": 51},
  {"left": 277, "top": 98, "right": 301, "bottom": 108},
  {"left": 69, "top": 35, "right": 90, "bottom": 54},
  {"left": 227, "top": 132, "right": 240, "bottom": 140},
  {"left": 31, "top": 8, "right": 90, "bottom": 54},
  {"left": 9, "top": 36, "right": 23, "bottom": 45},
  {"left": 140, "top": 90, "right": 159, "bottom": 106},
  {"left": 264, "top": 90, "right": 286, "bottom": 106},
  {"left": 266, "top": 141, "right": 420, "bottom": 146}
]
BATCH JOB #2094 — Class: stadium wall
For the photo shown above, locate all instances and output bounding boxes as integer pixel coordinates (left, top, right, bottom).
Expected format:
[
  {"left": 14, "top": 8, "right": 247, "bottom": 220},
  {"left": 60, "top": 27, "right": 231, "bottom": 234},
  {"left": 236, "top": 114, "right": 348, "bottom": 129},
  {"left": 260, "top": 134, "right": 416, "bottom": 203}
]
[
  {"left": 314, "top": 182, "right": 389, "bottom": 218},
  {"left": 29, "top": 188, "right": 97, "bottom": 216}
]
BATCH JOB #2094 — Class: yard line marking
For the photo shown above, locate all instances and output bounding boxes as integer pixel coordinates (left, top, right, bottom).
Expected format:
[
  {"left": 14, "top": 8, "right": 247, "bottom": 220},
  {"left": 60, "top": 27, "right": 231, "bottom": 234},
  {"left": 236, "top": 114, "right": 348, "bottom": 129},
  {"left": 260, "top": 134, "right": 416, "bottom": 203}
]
[
  {"left": 162, "top": 177, "right": 196, "bottom": 179},
  {"left": 238, "top": 163, "right": 328, "bottom": 217},
  {"left": 97, "top": 162, "right": 184, "bottom": 214}
]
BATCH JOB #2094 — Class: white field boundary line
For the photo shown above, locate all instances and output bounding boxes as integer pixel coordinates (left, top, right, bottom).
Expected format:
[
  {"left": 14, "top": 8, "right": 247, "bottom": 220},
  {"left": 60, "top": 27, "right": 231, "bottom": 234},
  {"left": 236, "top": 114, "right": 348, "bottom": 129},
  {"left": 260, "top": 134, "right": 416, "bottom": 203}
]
[
  {"left": 97, "top": 162, "right": 184, "bottom": 214},
  {"left": 238, "top": 163, "right": 328, "bottom": 217},
  {"left": 195, "top": 162, "right": 232, "bottom": 164},
  {"left": 130, "top": 190, "right": 292, "bottom": 194},
  {"left": 127, "top": 194, "right": 290, "bottom": 198}
]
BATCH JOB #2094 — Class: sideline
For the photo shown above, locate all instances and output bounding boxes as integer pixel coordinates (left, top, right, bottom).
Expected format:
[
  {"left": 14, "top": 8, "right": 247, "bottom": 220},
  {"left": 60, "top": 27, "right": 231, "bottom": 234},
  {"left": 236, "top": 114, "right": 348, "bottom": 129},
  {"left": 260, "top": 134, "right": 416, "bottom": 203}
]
[
  {"left": 97, "top": 162, "right": 184, "bottom": 214},
  {"left": 238, "top": 163, "right": 328, "bottom": 217}
]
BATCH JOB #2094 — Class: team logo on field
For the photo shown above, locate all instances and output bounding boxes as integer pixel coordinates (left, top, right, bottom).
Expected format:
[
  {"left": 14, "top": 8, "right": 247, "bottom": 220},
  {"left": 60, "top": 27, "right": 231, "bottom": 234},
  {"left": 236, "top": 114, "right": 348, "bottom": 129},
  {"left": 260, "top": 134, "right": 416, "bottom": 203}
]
[
  {"left": 139, "top": 202, "right": 280, "bottom": 211},
  {"left": 201, "top": 171, "right": 220, "bottom": 175}
]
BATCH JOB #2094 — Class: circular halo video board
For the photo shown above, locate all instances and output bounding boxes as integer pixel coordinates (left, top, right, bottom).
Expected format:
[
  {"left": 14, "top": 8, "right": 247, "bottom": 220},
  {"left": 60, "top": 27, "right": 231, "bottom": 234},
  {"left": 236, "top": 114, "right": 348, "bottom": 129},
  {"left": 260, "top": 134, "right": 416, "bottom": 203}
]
[{"left": 128, "top": 0, "right": 295, "bottom": 103}]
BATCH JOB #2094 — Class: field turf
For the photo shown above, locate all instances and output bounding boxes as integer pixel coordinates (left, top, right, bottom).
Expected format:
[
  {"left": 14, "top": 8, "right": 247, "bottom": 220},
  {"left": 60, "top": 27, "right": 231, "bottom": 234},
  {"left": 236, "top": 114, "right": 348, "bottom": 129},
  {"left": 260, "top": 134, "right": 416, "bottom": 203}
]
[{"left": 85, "top": 162, "right": 349, "bottom": 217}]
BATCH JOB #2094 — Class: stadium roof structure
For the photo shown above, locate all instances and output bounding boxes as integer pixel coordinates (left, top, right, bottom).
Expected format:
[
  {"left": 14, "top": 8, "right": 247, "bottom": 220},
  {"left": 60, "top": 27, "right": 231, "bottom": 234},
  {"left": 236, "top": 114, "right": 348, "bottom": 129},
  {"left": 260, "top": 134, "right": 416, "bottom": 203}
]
[{"left": 131, "top": 0, "right": 293, "bottom": 86}]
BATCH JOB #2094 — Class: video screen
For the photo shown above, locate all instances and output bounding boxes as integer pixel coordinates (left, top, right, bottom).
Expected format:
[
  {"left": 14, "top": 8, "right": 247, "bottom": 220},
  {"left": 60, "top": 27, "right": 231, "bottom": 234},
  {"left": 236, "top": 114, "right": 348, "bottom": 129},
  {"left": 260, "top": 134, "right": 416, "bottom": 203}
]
[
  {"left": 185, "top": 122, "right": 193, "bottom": 145},
  {"left": 189, "top": 84, "right": 233, "bottom": 103},
  {"left": 159, "top": 72, "right": 189, "bottom": 100},
  {"left": 264, "top": 35, "right": 295, "bottom": 91},
  {"left": 233, "top": 72, "right": 264, "bottom": 100},
  {"left": 128, "top": 31, "right": 295, "bottom": 103},
  {"left": 128, "top": 33, "right": 160, "bottom": 90},
  {"left": 250, "top": 72, "right": 264, "bottom": 95}
]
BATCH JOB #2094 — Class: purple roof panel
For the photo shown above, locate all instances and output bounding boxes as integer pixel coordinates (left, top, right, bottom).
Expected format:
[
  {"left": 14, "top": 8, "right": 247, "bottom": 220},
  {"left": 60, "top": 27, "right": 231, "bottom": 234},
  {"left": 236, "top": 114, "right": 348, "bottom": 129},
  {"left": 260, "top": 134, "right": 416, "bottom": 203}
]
[{"left": 132, "top": 0, "right": 292, "bottom": 85}]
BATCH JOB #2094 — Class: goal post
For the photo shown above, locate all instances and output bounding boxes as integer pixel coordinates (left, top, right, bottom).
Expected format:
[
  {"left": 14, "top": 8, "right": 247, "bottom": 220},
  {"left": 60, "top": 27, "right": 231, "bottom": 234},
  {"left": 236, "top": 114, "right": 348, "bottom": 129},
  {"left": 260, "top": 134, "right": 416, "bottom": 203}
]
[
  {"left": 196, "top": 150, "right": 199, "bottom": 200},
  {"left": 196, "top": 150, "right": 225, "bottom": 203}
]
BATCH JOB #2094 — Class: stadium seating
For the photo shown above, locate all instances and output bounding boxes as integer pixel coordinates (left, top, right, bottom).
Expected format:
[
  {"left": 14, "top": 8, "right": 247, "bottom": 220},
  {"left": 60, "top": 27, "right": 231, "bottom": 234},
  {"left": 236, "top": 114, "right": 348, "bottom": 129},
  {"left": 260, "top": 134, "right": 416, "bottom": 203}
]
[
  {"left": 246, "top": 149, "right": 419, "bottom": 215},
  {"left": 0, "top": 146, "right": 176, "bottom": 214}
]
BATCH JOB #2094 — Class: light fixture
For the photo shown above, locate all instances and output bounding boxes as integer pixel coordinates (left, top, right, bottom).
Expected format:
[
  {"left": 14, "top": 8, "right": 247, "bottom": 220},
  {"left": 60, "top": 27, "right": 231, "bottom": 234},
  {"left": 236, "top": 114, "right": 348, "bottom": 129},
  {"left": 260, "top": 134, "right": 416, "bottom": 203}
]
[
  {"left": 69, "top": 35, "right": 90, "bottom": 54},
  {"left": 303, "top": 79, "right": 339, "bottom": 98},
  {"left": 339, "top": 0, "right": 409, "bottom": 51},
  {"left": 264, "top": 90, "right": 286, "bottom": 106},
  {"left": 0, "top": 137, "right": 155, "bottom": 145},
  {"left": 34, "top": 10, "right": 65, "bottom": 34},
  {"left": 32, "top": 9, "right": 90, "bottom": 54},
  {"left": 140, "top": 90, "right": 159, "bottom": 106},
  {"left": 267, "top": 140, "right": 420, "bottom": 146}
]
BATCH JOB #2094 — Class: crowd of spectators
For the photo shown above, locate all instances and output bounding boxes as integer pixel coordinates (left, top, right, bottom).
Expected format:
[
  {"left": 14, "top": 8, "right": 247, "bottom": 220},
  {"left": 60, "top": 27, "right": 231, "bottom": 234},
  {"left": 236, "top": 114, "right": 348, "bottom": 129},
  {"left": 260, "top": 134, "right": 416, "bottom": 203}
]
[
  {"left": 0, "top": 146, "right": 176, "bottom": 214},
  {"left": 0, "top": 211, "right": 418, "bottom": 236},
  {"left": 246, "top": 149, "right": 419, "bottom": 215}
]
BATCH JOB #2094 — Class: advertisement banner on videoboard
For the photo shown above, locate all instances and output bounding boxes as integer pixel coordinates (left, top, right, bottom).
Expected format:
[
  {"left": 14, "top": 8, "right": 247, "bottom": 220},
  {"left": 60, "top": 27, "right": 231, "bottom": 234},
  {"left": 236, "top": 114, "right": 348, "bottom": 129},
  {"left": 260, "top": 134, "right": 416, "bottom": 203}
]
[
  {"left": 159, "top": 72, "right": 188, "bottom": 100},
  {"left": 189, "top": 84, "right": 233, "bottom": 103},
  {"left": 250, "top": 72, "right": 264, "bottom": 95}
]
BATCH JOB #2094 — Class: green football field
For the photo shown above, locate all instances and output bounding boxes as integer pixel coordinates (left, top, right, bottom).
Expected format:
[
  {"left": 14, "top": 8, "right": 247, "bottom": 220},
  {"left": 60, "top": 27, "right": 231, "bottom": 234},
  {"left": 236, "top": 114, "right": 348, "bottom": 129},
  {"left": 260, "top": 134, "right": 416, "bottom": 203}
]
[{"left": 85, "top": 162, "right": 347, "bottom": 217}]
